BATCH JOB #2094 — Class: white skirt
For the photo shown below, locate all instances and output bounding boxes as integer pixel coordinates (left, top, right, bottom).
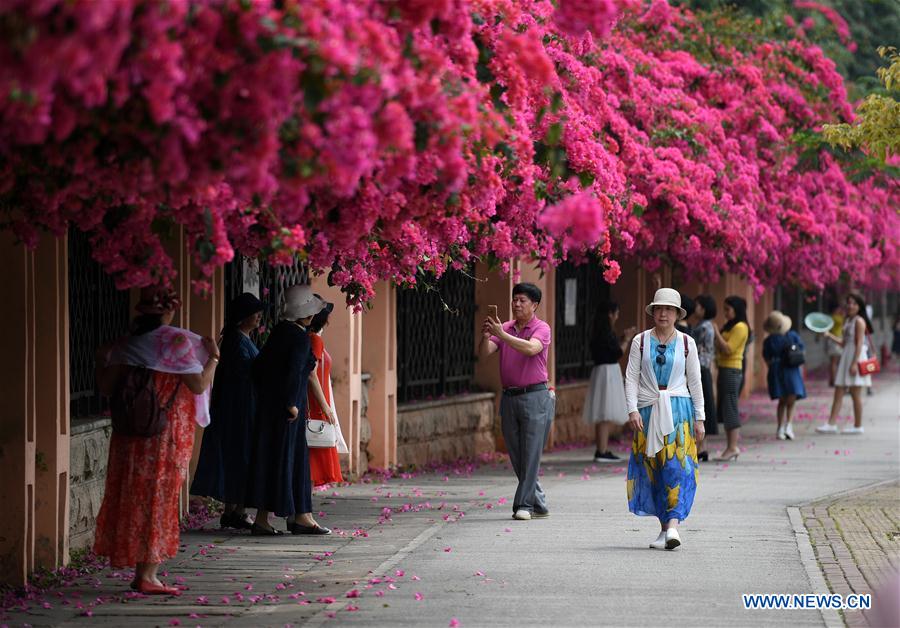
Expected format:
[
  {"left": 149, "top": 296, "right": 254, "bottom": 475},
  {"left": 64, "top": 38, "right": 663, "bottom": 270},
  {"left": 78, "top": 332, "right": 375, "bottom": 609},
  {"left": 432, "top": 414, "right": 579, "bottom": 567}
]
[
  {"left": 582, "top": 363, "right": 628, "bottom": 425},
  {"left": 835, "top": 343, "right": 872, "bottom": 387}
]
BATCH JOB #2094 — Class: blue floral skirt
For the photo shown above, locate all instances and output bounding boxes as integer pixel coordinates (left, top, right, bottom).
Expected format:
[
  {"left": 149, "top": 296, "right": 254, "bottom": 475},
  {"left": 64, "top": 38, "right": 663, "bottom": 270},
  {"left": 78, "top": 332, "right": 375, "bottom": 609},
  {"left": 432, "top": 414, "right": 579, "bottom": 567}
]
[{"left": 627, "top": 402, "right": 698, "bottom": 523}]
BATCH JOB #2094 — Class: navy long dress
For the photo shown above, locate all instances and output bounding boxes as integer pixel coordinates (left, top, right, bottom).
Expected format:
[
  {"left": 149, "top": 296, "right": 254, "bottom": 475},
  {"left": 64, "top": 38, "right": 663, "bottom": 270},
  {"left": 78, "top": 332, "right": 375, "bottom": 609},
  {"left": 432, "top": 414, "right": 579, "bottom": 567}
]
[
  {"left": 244, "top": 321, "right": 316, "bottom": 517},
  {"left": 191, "top": 329, "right": 259, "bottom": 503},
  {"left": 763, "top": 331, "right": 807, "bottom": 400}
]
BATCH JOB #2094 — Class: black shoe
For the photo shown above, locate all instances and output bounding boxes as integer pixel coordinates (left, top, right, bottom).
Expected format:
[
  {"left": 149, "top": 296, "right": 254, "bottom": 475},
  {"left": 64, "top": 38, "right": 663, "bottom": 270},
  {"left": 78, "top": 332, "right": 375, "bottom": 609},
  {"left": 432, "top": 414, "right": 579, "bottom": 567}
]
[
  {"left": 231, "top": 513, "right": 254, "bottom": 530},
  {"left": 594, "top": 451, "right": 620, "bottom": 463},
  {"left": 287, "top": 521, "right": 332, "bottom": 536},
  {"left": 697, "top": 451, "right": 709, "bottom": 462},
  {"left": 221, "top": 511, "right": 254, "bottom": 530},
  {"left": 250, "top": 523, "right": 283, "bottom": 536},
  {"left": 532, "top": 509, "right": 550, "bottom": 519}
]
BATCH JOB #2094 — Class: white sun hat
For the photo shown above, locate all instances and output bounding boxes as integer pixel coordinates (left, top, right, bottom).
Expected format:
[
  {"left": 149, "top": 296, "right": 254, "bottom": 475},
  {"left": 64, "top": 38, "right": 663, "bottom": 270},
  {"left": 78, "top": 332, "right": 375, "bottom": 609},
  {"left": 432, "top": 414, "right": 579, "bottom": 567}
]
[
  {"left": 645, "top": 288, "right": 687, "bottom": 320},
  {"left": 282, "top": 284, "right": 327, "bottom": 321}
]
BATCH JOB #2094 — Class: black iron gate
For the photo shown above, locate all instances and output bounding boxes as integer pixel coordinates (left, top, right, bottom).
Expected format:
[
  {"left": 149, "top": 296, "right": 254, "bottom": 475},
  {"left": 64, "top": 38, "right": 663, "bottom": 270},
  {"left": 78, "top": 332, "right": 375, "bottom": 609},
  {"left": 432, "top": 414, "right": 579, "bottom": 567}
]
[
  {"left": 223, "top": 254, "right": 309, "bottom": 346},
  {"left": 68, "top": 230, "right": 131, "bottom": 418},
  {"left": 554, "top": 260, "right": 609, "bottom": 381},
  {"left": 397, "top": 269, "right": 477, "bottom": 403}
]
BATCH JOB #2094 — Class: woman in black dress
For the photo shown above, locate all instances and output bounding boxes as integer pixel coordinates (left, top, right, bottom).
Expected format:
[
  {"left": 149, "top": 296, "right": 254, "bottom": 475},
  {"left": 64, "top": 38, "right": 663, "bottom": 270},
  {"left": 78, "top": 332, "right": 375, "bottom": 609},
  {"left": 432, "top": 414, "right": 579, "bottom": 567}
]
[
  {"left": 244, "top": 285, "right": 331, "bottom": 535},
  {"left": 191, "top": 292, "right": 263, "bottom": 529}
]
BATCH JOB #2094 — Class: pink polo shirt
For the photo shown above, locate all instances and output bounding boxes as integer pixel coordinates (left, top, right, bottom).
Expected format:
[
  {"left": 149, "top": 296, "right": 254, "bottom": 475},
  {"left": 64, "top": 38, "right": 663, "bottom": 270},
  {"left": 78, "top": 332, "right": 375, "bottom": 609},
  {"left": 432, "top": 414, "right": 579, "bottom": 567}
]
[{"left": 490, "top": 316, "right": 552, "bottom": 388}]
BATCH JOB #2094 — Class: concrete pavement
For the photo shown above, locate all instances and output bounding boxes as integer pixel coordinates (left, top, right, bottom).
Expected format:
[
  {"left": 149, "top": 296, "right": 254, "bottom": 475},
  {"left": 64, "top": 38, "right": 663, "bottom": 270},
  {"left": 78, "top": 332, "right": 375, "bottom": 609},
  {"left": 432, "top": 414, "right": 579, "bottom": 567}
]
[{"left": 2, "top": 369, "right": 898, "bottom": 627}]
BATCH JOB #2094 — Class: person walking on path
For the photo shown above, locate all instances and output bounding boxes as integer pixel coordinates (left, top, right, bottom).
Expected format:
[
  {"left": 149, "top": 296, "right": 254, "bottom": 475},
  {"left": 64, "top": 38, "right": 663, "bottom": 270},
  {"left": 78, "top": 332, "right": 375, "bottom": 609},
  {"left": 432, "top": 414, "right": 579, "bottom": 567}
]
[
  {"left": 817, "top": 293, "right": 874, "bottom": 435},
  {"left": 687, "top": 294, "right": 717, "bottom": 461},
  {"left": 479, "top": 282, "right": 554, "bottom": 521},
  {"left": 306, "top": 299, "right": 347, "bottom": 486},
  {"left": 675, "top": 294, "right": 695, "bottom": 337},
  {"left": 244, "top": 285, "right": 331, "bottom": 535},
  {"left": 892, "top": 310, "right": 900, "bottom": 359},
  {"left": 583, "top": 300, "right": 636, "bottom": 462},
  {"left": 625, "top": 288, "right": 705, "bottom": 550},
  {"left": 93, "top": 285, "right": 218, "bottom": 595},
  {"left": 191, "top": 292, "right": 263, "bottom": 530},
  {"left": 762, "top": 311, "right": 806, "bottom": 441},
  {"left": 826, "top": 300, "right": 845, "bottom": 387},
  {"left": 713, "top": 295, "right": 749, "bottom": 461}
]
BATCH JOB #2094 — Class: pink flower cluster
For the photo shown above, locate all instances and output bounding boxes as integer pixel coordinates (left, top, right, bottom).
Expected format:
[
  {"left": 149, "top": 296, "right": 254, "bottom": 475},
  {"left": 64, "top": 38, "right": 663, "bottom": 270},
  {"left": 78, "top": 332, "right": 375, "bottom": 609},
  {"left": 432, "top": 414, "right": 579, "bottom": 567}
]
[
  {"left": 0, "top": 0, "right": 896, "bottom": 303},
  {"left": 794, "top": 1, "right": 854, "bottom": 49},
  {"left": 554, "top": 0, "right": 621, "bottom": 38}
]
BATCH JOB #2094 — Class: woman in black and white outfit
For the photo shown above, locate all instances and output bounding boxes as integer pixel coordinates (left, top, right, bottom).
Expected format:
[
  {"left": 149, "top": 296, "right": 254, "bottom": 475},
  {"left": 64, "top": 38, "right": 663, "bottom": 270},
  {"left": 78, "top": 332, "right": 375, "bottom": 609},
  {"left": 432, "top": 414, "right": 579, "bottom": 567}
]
[{"left": 583, "top": 301, "right": 637, "bottom": 462}]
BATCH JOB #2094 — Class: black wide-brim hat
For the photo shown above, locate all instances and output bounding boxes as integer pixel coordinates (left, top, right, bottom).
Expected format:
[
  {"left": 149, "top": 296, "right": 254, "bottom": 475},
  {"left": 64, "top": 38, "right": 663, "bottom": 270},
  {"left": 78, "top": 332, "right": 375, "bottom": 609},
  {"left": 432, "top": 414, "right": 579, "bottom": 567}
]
[
  {"left": 227, "top": 292, "right": 264, "bottom": 326},
  {"left": 314, "top": 294, "right": 334, "bottom": 315}
]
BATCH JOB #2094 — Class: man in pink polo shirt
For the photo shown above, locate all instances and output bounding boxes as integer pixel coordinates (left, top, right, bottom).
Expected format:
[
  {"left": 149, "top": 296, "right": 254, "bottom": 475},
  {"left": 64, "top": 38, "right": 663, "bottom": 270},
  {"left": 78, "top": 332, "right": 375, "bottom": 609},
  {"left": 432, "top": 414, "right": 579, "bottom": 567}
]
[{"left": 479, "top": 282, "right": 555, "bottom": 521}]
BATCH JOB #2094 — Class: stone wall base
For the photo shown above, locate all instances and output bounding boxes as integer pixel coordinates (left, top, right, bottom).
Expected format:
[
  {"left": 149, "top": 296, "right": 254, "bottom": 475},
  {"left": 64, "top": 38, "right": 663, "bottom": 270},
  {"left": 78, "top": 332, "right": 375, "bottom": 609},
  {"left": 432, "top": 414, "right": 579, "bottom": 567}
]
[
  {"left": 69, "top": 418, "right": 112, "bottom": 551},
  {"left": 397, "top": 393, "right": 496, "bottom": 467},
  {"left": 552, "top": 382, "right": 626, "bottom": 447}
]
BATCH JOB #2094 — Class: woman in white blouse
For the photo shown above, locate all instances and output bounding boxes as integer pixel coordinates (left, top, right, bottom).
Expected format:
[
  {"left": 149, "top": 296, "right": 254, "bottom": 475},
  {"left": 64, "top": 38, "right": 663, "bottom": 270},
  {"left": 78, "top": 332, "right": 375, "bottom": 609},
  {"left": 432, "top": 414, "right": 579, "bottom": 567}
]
[{"left": 625, "top": 288, "right": 705, "bottom": 550}]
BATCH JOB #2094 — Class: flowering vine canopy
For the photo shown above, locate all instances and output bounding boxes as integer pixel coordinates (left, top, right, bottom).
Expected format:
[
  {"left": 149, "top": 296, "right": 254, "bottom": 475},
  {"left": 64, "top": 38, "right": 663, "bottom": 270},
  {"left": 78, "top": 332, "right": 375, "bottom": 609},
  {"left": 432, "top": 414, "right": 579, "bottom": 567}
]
[{"left": 0, "top": 0, "right": 896, "bottom": 304}]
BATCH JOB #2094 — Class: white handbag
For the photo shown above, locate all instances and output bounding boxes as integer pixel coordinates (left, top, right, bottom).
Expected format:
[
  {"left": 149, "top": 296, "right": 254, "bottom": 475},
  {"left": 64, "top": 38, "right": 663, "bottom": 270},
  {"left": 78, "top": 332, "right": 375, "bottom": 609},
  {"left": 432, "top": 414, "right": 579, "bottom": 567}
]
[
  {"left": 306, "top": 363, "right": 348, "bottom": 452},
  {"left": 306, "top": 418, "right": 337, "bottom": 448}
]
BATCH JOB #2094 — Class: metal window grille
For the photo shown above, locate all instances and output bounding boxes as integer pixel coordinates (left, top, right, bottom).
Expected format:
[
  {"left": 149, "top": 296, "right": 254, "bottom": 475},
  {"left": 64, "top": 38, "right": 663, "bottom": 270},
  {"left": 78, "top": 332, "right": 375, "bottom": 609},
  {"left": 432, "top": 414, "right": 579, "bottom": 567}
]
[
  {"left": 68, "top": 230, "right": 131, "bottom": 418},
  {"left": 397, "top": 269, "right": 477, "bottom": 404},
  {"left": 223, "top": 254, "right": 309, "bottom": 346},
  {"left": 554, "top": 260, "right": 609, "bottom": 381}
]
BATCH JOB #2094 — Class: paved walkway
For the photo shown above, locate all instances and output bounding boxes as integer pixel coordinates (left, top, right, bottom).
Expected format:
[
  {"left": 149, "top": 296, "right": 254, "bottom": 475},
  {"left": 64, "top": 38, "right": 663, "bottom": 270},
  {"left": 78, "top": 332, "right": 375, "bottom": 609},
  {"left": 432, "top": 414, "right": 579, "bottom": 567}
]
[
  {"left": 802, "top": 480, "right": 900, "bottom": 628},
  {"left": 3, "top": 370, "right": 898, "bottom": 627}
]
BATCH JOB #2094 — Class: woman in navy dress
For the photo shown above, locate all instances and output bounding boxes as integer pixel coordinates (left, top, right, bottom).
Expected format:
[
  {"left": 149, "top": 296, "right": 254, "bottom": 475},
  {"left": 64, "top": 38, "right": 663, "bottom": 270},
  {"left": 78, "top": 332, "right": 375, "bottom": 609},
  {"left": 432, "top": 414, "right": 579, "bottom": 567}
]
[
  {"left": 762, "top": 311, "right": 806, "bottom": 441},
  {"left": 244, "top": 285, "right": 331, "bottom": 536},
  {"left": 191, "top": 293, "right": 263, "bottom": 529}
]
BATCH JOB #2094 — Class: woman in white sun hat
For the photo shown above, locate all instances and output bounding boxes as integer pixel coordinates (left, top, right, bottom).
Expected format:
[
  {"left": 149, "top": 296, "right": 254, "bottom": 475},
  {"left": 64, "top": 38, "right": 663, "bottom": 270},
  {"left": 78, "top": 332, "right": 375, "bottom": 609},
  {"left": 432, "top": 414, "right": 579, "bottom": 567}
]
[
  {"left": 762, "top": 311, "right": 806, "bottom": 440},
  {"left": 625, "top": 288, "right": 705, "bottom": 551},
  {"left": 244, "top": 284, "right": 332, "bottom": 536}
]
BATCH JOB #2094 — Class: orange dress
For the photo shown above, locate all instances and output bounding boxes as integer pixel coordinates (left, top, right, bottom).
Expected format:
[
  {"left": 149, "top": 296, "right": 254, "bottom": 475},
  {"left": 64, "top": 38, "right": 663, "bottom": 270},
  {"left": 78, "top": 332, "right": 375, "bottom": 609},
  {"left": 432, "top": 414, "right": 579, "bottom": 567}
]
[
  {"left": 308, "top": 334, "right": 343, "bottom": 485},
  {"left": 94, "top": 372, "right": 196, "bottom": 567}
]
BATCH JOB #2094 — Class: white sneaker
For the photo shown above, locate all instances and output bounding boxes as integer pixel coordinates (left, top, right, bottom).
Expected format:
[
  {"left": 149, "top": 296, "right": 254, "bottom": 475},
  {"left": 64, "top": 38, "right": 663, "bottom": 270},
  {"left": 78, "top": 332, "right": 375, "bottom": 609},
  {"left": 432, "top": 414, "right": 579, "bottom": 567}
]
[
  {"left": 815, "top": 424, "right": 838, "bottom": 434},
  {"left": 776, "top": 426, "right": 786, "bottom": 440},
  {"left": 649, "top": 531, "right": 666, "bottom": 549},
  {"left": 665, "top": 528, "right": 681, "bottom": 550},
  {"left": 785, "top": 424, "right": 795, "bottom": 440},
  {"left": 841, "top": 426, "right": 864, "bottom": 435},
  {"left": 512, "top": 510, "right": 531, "bottom": 521}
]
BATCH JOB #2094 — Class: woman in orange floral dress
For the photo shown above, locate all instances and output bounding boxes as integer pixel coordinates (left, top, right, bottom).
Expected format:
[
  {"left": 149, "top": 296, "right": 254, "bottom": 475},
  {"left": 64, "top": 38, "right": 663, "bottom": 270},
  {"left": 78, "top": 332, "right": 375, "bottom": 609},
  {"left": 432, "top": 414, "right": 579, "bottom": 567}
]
[{"left": 94, "top": 286, "right": 218, "bottom": 595}]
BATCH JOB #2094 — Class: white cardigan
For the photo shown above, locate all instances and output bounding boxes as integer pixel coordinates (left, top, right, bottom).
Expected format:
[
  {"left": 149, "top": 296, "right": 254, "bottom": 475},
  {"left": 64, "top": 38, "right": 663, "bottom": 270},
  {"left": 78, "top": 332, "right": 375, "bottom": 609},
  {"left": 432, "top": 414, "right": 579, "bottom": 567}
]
[{"left": 624, "top": 330, "right": 705, "bottom": 456}]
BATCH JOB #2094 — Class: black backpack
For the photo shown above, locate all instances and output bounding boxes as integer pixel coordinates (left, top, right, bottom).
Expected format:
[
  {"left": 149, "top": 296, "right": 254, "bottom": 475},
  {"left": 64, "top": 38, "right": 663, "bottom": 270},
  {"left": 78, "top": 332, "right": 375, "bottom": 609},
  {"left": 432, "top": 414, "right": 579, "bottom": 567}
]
[
  {"left": 110, "top": 366, "right": 179, "bottom": 437},
  {"left": 782, "top": 337, "right": 805, "bottom": 368}
]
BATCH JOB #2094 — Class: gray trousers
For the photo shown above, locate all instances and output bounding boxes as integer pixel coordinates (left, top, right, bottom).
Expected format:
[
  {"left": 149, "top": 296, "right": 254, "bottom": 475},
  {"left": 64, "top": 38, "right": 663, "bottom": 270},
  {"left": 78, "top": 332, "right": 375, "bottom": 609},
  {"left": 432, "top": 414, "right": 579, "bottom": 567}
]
[
  {"left": 700, "top": 366, "right": 718, "bottom": 435},
  {"left": 717, "top": 366, "right": 743, "bottom": 430},
  {"left": 500, "top": 389, "right": 555, "bottom": 513}
]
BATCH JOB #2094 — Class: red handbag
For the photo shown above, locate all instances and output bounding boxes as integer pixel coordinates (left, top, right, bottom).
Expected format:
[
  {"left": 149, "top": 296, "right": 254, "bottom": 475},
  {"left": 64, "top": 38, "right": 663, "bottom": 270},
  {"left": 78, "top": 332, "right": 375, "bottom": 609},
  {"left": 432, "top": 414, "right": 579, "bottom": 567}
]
[
  {"left": 858, "top": 357, "right": 880, "bottom": 375},
  {"left": 858, "top": 333, "right": 881, "bottom": 375}
]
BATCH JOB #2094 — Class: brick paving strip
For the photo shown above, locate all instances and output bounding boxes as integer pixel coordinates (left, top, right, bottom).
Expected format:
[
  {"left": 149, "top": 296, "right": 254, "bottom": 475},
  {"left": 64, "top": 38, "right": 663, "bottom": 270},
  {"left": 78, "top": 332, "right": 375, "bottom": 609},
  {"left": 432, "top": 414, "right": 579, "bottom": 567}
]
[{"left": 795, "top": 480, "right": 900, "bottom": 628}]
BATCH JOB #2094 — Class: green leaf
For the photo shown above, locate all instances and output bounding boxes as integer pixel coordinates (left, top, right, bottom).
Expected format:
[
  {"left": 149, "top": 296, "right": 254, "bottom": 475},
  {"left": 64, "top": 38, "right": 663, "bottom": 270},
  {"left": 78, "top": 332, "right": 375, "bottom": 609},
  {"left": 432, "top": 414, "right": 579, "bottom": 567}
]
[
  {"left": 546, "top": 122, "right": 563, "bottom": 146},
  {"left": 414, "top": 121, "right": 430, "bottom": 151},
  {"left": 550, "top": 91, "right": 564, "bottom": 114}
]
